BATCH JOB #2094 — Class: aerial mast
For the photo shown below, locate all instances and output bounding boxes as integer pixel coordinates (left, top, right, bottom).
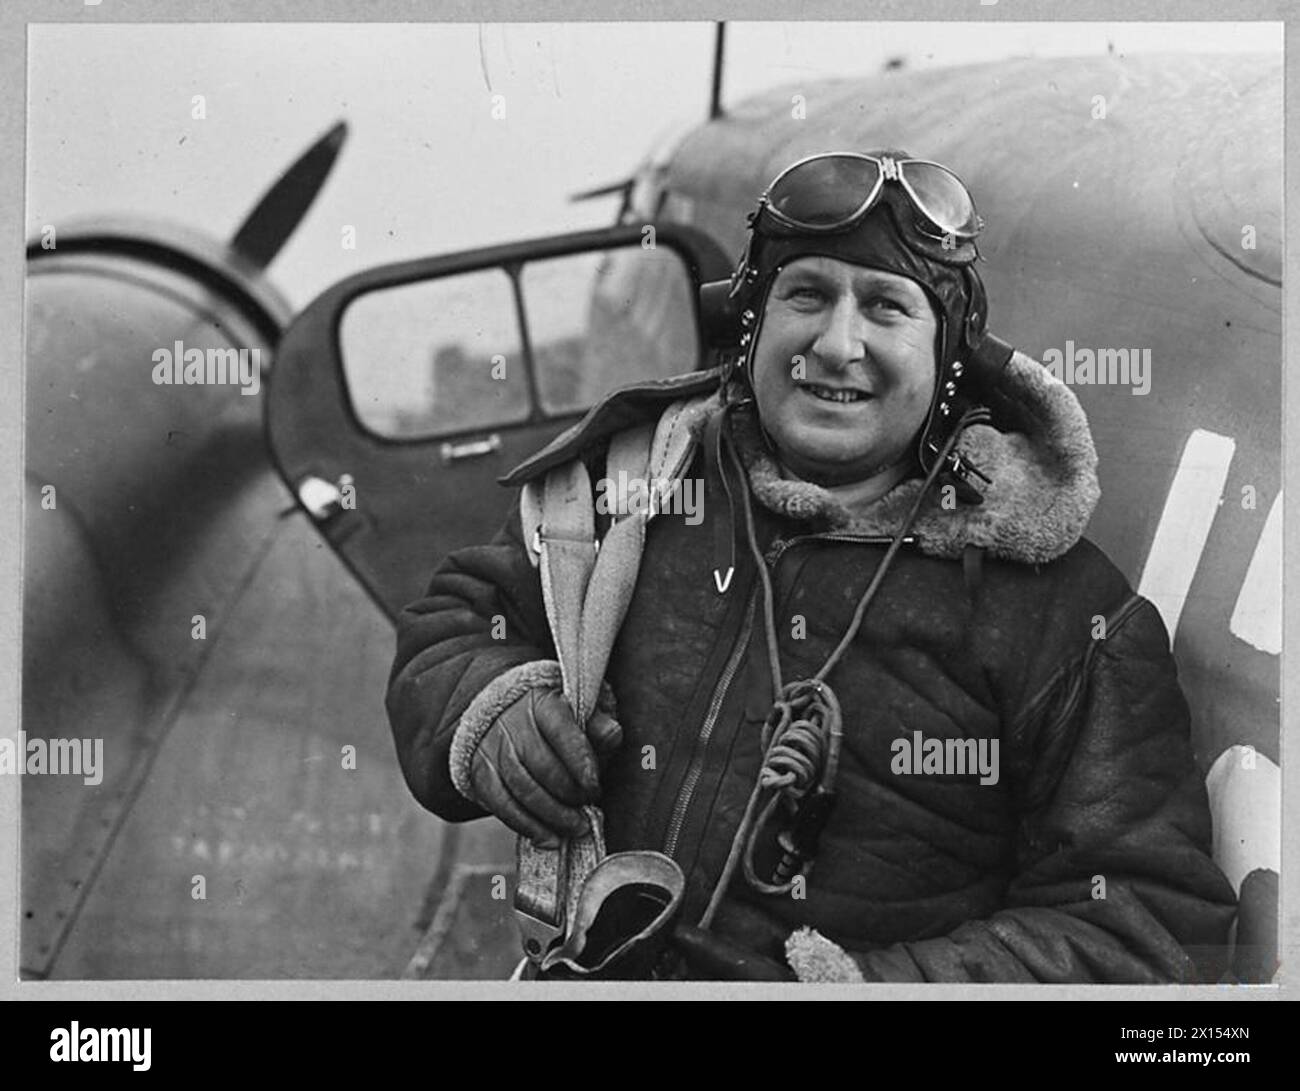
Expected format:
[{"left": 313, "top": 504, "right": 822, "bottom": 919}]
[{"left": 709, "top": 22, "right": 726, "bottom": 120}]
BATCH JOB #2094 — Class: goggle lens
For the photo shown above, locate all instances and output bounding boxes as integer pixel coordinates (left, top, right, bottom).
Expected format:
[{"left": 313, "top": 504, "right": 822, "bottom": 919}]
[
  {"left": 898, "top": 160, "right": 980, "bottom": 238},
  {"left": 768, "top": 155, "right": 880, "bottom": 228}
]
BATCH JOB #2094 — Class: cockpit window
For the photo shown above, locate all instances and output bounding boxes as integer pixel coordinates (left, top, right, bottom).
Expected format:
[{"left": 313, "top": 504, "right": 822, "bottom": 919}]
[
  {"left": 525, "top": 247, "right": 698, "bottom": 416},
  {"left": 340, "top": 243, "right": 700, "bottom": 440},
  {"left": 340, "top": 268, "right": 531, "bottom": 439}
]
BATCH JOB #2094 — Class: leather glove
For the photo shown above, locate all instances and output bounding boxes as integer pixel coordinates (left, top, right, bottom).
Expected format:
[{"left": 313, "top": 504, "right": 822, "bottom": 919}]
[
  {"left": 669, "top": 923, "right": 796, "bottom": 981},
  {"left": 468, "top": 686, "right": 622, "bottom": 848}
]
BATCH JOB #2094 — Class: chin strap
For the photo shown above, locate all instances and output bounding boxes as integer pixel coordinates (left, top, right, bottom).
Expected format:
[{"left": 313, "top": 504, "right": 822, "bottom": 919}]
[{"left": 698, "top": 403, "right": 991, "bottom": 929}]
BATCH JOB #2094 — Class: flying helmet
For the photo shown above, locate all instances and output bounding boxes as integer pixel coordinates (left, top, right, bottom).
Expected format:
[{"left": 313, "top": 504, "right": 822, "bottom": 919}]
[{"left": 700, "top": 150, "right": 1015, "bottom": 502}]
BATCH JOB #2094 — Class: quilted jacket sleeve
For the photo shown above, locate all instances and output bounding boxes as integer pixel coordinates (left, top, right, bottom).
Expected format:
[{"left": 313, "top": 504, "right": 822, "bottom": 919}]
[
  {"left": 385, "top": 495, "right": 555, "bottom": 822},
  {"left": 791, "top": 593, "right": 1238, "bottom": 984}
]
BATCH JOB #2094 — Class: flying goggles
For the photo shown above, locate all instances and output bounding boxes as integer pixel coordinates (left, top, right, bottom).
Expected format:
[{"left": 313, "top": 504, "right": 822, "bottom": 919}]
[
  {"left": 700, "top": 151, "right": 985, "bottom": 347},
  {"left": 755, "top": 151, "right": 983, "bottom": 245}
]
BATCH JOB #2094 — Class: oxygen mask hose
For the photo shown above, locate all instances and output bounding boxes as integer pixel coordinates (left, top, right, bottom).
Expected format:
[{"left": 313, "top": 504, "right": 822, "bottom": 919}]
[{"left": 698, "top": 405, "right": 991, "bottom": 929}]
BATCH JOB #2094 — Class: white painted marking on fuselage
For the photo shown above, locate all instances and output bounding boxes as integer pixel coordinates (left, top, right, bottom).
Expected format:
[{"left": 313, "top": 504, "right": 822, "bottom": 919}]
[
  {"left": 1205, "top": 744, "right": 1281, "bottom": 895},
  {"left": 1136, "top": 429, "right": 1236, "bottom": 643},
  {"left": 1230, "top": 490, "right": 1282, "bottom": 655}
]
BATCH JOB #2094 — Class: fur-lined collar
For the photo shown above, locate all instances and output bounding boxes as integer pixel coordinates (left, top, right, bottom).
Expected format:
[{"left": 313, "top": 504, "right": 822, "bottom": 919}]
[{"left": 726, "top": 351, "right": 1100, "bottom": 564}]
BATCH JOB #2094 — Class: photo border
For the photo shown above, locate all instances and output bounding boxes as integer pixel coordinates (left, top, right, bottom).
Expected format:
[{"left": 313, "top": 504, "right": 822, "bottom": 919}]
[{"left": 0, "top": 0, "right": 1292, "bottom": 1002}]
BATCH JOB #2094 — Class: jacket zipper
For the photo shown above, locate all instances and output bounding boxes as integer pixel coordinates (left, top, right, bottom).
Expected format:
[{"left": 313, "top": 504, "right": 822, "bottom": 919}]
[
  {"left": 660, "top": 531, "right": 913, "bottom": 859},
  {"left": 662, "top": 592, "right": 758, "bottom": 858}
]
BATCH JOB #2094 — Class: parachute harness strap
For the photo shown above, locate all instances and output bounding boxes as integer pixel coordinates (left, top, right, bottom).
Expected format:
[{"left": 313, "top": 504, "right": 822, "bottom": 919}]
[{"left": 698, "top": 403, "right": 991, "bottom": 929}]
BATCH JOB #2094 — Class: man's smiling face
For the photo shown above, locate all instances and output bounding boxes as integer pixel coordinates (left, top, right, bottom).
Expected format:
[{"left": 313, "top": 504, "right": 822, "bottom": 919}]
[{"left": 749, "top": 255, "right": 938, "bottom": 487}]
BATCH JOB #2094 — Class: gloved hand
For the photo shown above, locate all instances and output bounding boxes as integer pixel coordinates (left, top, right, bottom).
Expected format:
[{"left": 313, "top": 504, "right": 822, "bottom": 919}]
[
  {"left": 468, "top": 686, "right": 622, "bottom": 848},
  {"left": 669, "top": 923, "right": 796, "bottom": 981}
]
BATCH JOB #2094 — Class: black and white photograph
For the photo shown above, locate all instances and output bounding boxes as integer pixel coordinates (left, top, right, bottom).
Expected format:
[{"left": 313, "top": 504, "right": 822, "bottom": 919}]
[{"left": 6, "top": 5, "right": 1289, "bottom": 1014}]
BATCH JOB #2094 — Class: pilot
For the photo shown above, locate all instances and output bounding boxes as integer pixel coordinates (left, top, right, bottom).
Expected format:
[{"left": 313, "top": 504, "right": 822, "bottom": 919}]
[{"left": 386, "top": 150, "right": 1236, "bottom": 981}]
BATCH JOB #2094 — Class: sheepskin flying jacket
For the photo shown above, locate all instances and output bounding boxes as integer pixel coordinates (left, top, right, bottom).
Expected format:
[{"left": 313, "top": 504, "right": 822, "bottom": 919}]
[{"left": 386, "top": 354, "right": 1237, "bottom": 982}]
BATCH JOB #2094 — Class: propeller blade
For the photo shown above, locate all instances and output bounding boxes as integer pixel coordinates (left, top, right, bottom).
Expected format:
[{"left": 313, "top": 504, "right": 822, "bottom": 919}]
[{"left": 230, "top": 120, "right": 348, "bottom": 270}]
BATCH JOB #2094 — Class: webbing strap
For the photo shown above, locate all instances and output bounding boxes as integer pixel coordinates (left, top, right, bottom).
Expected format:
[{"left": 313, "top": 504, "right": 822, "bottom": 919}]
[
  {"left": 533, "top": 424, "right": 655, "bottom": 721},
  {"left": 515, "top": 423, "right": 655, "bottom": 947},
  {"left": 574, "top": 425, "right": 655, "bottom": 721},
  {"left": 512, "top": 393, "right": 719, "bottom": 957},
  {"left": 537, "top": 459, "right": 596, "bottom": 711}
]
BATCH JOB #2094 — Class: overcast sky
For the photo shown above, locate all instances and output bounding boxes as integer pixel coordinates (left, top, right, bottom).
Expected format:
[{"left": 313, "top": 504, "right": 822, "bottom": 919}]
[{"left": 28, "top": 21, "right": 1281, "bottom": 308}]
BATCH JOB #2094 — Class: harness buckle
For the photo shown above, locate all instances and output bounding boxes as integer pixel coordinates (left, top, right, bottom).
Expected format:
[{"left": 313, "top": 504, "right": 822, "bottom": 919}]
[{"left": 533, "top": 524, "right": 600, "bottom": 557}]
